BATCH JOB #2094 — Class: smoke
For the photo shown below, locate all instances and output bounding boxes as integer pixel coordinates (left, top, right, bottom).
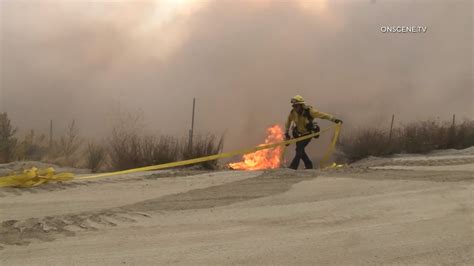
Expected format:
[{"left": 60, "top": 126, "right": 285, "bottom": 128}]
[{"left": 1, "top": 0, "right": 472, "bottom": 152}]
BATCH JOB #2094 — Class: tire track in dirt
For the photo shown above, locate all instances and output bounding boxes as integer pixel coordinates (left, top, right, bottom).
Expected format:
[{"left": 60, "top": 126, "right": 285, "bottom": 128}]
[{"left": 0, "top": 170, "right": 315, "bottom": 249}]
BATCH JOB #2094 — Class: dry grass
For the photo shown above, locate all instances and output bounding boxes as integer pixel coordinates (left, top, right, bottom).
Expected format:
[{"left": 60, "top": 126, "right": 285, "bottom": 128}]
[
  {"left": 0, "top": 112, "right": 224, "bottom": 172},
  {"left": 142, "top": 136, "right": 180, "bottom": 166},
  {"left": 450, "top": 120, "right": 474, "bottom": 149},
  {"left": 181, "top": 134, "right": 224, "bottom": 170},
  {"left": 108, "top": 127, "right": 223, "bottom": 171},
  {"left": 338, "top": 119, "right": 474, "bottom": 163},
  {"left": 109, "top": 130, "right": 147, "bottom": 170},
  {"left": 1, "top": 112, "right": 223, "bottom": 171},
  {"left": 15, "top": 130, "right": 49, "bottom": 161},
  {"left": 108, "top": 128, "right": 181, "bottom": 171},
  {"left": 85, "top": 142, "right": 106, "bottom": 173},
  {"left": 338, "top": 128, "right": 390, "bottom": 162},
  {"left": 0, "top": 116, "right": 85, "bottom": 167},
  {"left": 57, "top": 121, "right": 82, "bottom": 162},
  {"left": 2, "top": 111, "right": 472, "bottom": 171},
  {"left": 40, "top": 121, "right": 83, "bottom": 167},
  {"left": 0, "top": 113, "right": 17, "bottom": 163}
]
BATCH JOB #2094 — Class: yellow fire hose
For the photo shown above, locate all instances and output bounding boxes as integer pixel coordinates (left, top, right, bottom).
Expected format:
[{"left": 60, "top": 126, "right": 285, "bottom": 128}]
[{"left": 0, "top": 124, "right": 342, "bottom": 188}]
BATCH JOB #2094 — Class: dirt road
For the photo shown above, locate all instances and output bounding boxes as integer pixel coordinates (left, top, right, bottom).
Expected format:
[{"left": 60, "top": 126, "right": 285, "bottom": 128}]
[{"left": 1, "top": 153, "right": 473, "bottom": 265}]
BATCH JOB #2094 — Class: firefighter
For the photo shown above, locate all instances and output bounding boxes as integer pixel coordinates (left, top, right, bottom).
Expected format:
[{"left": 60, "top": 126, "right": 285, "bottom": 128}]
[{"left": 285, "top": 95, "right": 342, "bottom": 170}]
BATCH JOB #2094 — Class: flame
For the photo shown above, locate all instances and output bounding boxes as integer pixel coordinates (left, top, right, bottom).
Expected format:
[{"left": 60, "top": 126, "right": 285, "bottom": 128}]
[{"left": 229, "top": 125, "right": 285, "bottom": 170}]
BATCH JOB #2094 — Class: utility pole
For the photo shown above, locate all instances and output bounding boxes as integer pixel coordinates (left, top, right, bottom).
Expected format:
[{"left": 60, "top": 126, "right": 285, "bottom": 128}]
[
  {"left": 452, "top": 114, "right": 456, "bottom": 127},
  {"left": 389, "top": 114, "right": 395, "bottom": 142},
  {"left": 188, "top": 98, "right": 196, "bottom": 151}
]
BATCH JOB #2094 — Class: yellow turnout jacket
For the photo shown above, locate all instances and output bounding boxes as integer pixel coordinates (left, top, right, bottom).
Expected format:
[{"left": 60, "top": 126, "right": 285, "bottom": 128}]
[{"left": 285, "top": 105, "right": 336, "bottom": 135}]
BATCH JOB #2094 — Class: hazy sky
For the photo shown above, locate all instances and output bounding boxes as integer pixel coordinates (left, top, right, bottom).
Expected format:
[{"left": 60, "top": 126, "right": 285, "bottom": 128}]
[{"left": 0, "top": 0, "right": 472, "bottom": 151}]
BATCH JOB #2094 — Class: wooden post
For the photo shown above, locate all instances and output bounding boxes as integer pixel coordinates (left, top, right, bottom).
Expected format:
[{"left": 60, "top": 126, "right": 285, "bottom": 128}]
[
  {"left": 49, "top": 120, "right": 53, "bottom": 149},
  {"left": 448, "top": 114, "right": 456, "bottom": 148},
  {"left": 188, "top": 98, "right": 196, "bottom": 151},
  {"left": 389, "top": 114, "right": 395, "bottom": 142}
]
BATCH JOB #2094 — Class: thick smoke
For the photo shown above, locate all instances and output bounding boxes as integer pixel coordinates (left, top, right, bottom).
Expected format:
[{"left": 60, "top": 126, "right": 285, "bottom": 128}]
[{"left": 1, "top": 0, "right": 472, "bottom": 152}]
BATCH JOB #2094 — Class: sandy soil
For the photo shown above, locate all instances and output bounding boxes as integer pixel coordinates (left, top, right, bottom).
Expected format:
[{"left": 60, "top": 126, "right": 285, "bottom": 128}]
[{"left": 1, "top": 150, "right": 473, "bottom": 265}]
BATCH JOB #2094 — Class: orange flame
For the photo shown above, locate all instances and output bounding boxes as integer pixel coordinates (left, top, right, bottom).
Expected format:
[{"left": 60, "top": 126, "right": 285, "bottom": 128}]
[{"left": 229, "top": 125, "right": 285, "bottom": 170}]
